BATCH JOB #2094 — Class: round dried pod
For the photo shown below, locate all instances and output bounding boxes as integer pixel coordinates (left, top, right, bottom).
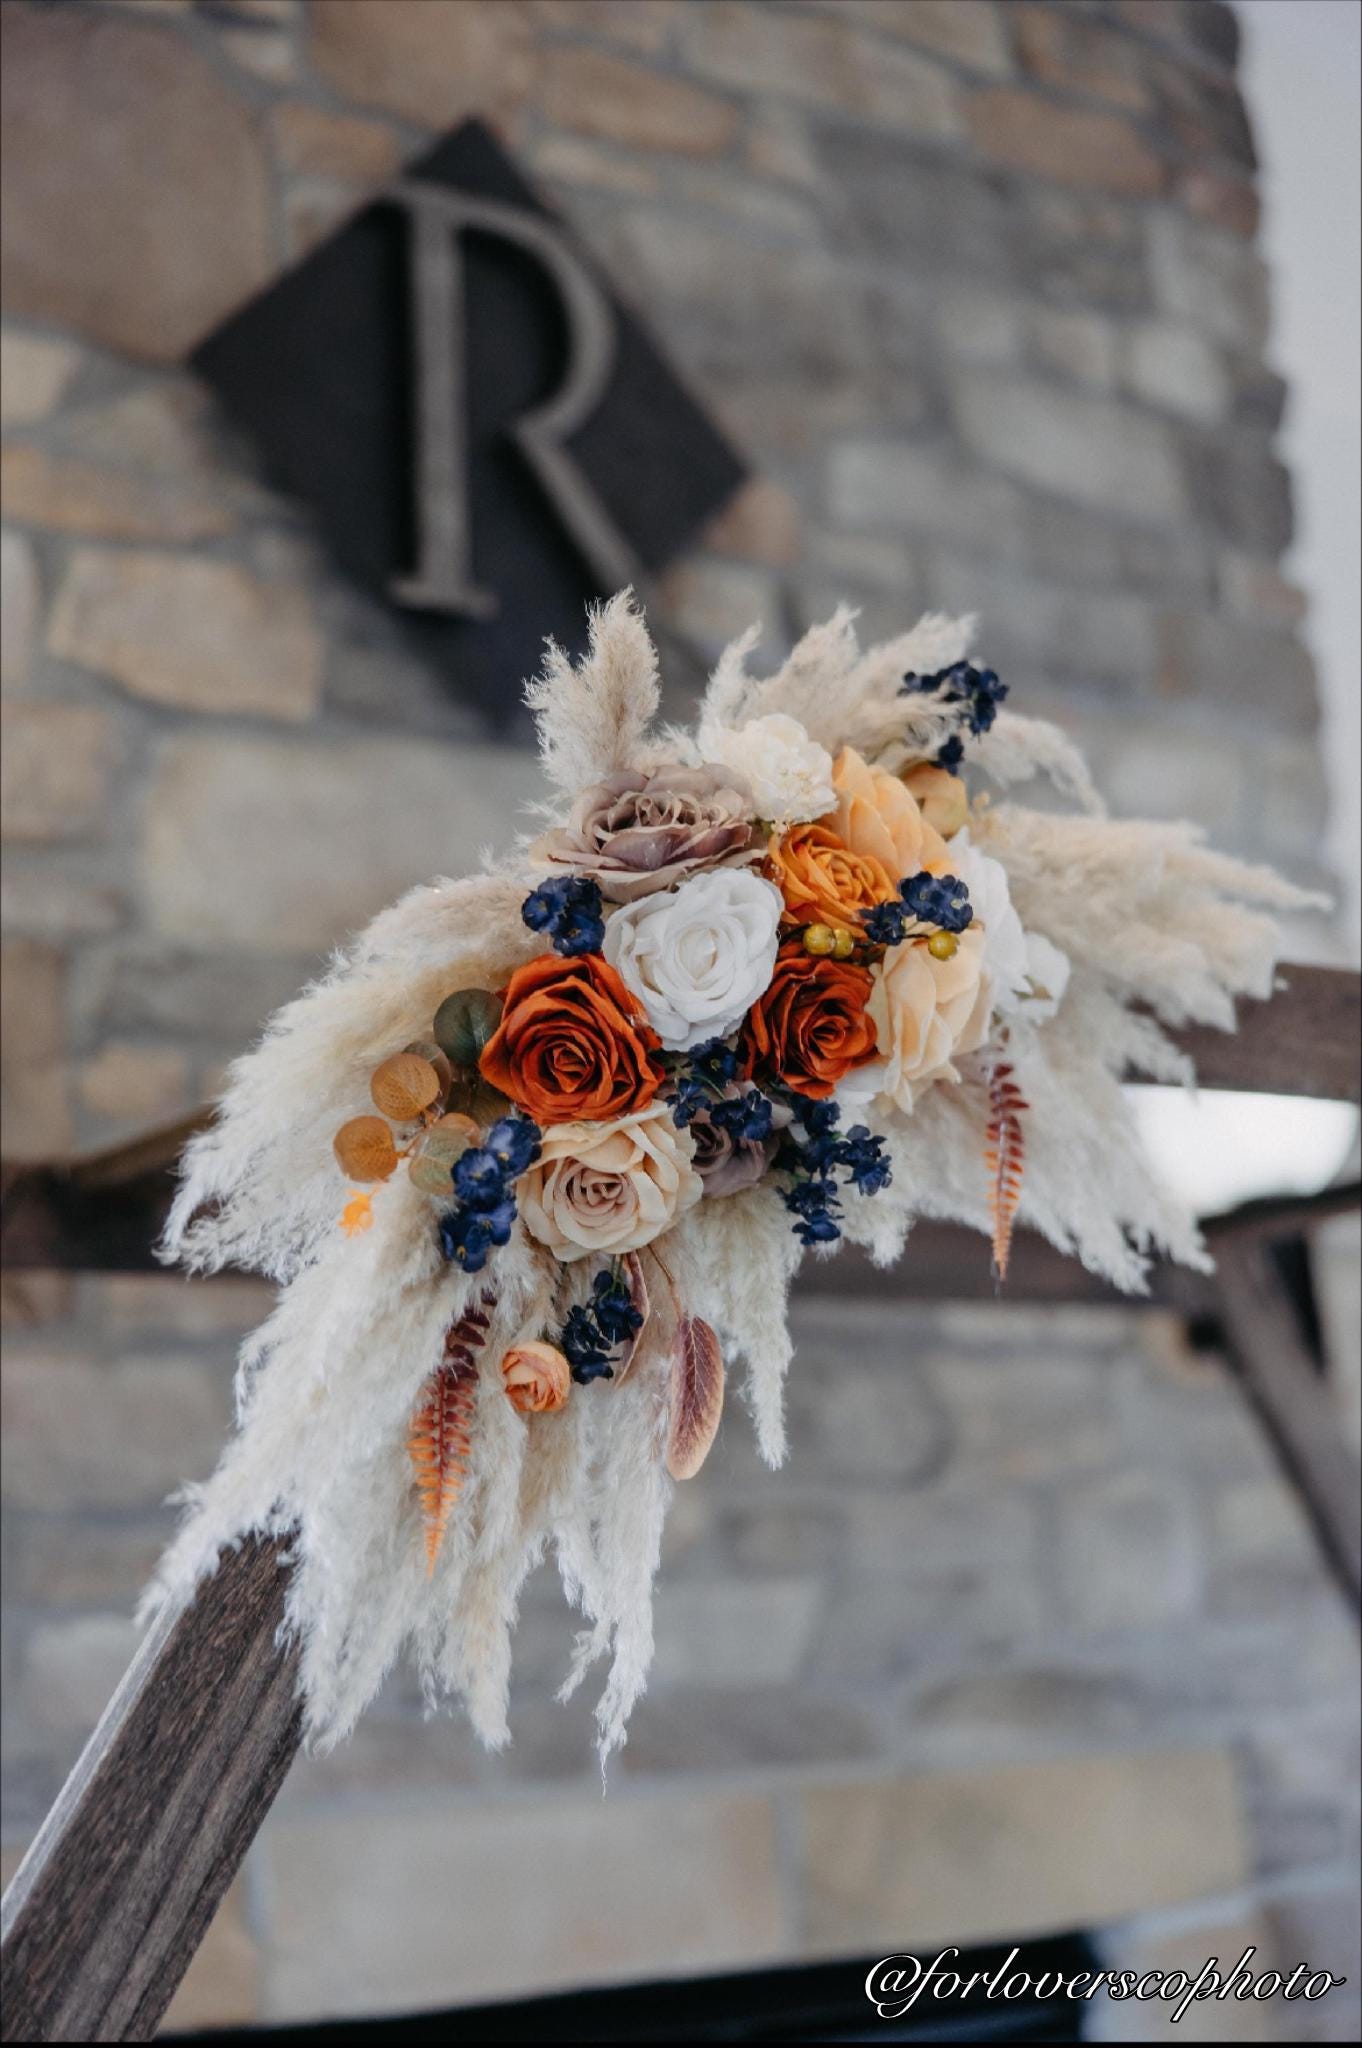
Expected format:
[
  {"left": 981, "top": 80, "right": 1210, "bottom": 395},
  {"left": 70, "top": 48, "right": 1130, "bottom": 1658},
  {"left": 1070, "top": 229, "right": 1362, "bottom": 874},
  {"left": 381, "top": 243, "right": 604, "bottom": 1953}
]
[
  {"left": 370, "top": 1051, "right": 441, "bottom": 1122},
  {"left": 403, "top": 1038, "right": 454, "bottom": 1096},
  {"left": 408, "top": 1115, "right": 478, "bottom": 1196},
  {"left": 333, "top": 1116, "right": 399, "bottom": 1183},
  {"left": 432, "top": 988, "right": 503, "bottom": 1069}
]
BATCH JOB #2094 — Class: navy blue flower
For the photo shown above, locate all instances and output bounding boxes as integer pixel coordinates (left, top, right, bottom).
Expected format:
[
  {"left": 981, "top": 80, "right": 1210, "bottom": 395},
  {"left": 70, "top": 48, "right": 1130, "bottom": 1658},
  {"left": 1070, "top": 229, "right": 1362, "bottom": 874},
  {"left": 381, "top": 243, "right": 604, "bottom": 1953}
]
[
  {"left": 936, "top": 734, "right": 965, "bottom": 773},
  {"left": 668, "top": 1073, "right": 709, "bottom": 1128},
  {"left": 453, "top": 1145, "right": 511, "bottom": 1212},
  {"left": 794, "top": 1210, "right": 842, "bottom": 1247},
  {"left": 781, "top": 1177, "right": 843, "bottom": 1247},
  {"left": 561, "top": 1304, "right": 615, "bottom": 1383},
  {"left": 709, "top": 1088, "right": 775, "bottom": 1144},
  {"left": 592, "top": 1269, "right": 644, "bottom": 1346},
  {"left": 522, "top": 875, "right": 605, "bottom": 957},
  {"left": 484, "top": 1115, "right": 542, "bottom": 1177},
  {"left": 901, "top": 870, "right": 973, "bottom": 933},
  {"left": 690, "top": 1037, "right": 741, "bottom": 1087},
  {"left": 836, "top": 1126, "right": 892, "bottom": 1196},
  {"left": 438, "top": 1207, "right": 495, "bottom": 1273},
  {"left": 483, "top": 1198, "right": 517, "bottom": 1248},
  {"left": 860, "top": 900, "right": 910, "bottom": 947}
]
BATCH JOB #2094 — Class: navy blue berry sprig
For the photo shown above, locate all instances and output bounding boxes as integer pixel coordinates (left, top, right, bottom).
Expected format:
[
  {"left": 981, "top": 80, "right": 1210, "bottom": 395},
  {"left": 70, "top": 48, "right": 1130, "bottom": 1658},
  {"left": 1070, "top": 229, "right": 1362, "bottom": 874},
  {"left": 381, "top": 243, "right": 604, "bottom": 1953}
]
[
  {"left": 438, "top": 1115, "right": 542, "bottom": 1275},
  {"left": 860, "top": 871, "right": 973, "bottom": 951},
  {"left": 522, "top": 875, "right": 605, "bottom": 956},
  {"left": 776, "top": 1097, "right": 891, "bottom": 1248},
  {"left": 902, "top": 660, "right": 1008, "bottom": 772}
]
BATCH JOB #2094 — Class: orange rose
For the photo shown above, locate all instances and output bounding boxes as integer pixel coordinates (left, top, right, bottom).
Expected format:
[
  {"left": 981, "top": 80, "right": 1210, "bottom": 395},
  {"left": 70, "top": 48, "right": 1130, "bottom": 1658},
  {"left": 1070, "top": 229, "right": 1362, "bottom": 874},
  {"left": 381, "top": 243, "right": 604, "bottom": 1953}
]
[
  {"left": 479, "top": 953, "right": 664, "bottom": 1125},
  {"left": 741, "top": 942, "right": 879, "bottom": 1099},
  {"left": 769, "top": 822, "right": 895, "bottom": 936},
  {"left": 830, "top": 746, "right": 950, "bottom": 876},
  {"left": 501, "top": 1341, "right": 571, "bottom": 1415}
]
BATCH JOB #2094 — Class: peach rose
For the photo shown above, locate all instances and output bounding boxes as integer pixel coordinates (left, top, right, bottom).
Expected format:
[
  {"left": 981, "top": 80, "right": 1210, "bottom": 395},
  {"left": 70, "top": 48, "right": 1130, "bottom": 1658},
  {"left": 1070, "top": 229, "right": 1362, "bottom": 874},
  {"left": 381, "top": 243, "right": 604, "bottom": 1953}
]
[
  {"left": 501, "top": 1341, "right": 571, "bottom": 1416},
  {"left": 829, "top": 746, "right": 950, "bottom": 878},
  {"left": 479, "top": 952, "right": 664, "bottom": 1125},
  {"left": 768, "top": 822, "right": 896, "bottom": 936},
  {"left": 901, "top": 763, "right": 969, "bottom": 840},
  {"left": 519, "top": 1106, "right": 702, "bottom": 1262},
  {"left": 866, "top": 928, "right": 991, "bottom": 1111},
  {"left": 741, "top": 942, "right": 880, "bottom": 1099}
]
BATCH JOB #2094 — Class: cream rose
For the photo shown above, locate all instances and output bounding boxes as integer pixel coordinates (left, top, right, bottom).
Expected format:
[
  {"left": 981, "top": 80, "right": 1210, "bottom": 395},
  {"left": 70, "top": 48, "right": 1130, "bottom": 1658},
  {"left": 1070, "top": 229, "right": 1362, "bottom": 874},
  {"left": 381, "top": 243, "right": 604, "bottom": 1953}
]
[
  {"left": 707, "top": 714, "right": 835, "bottom": 823},
  {"left": 867, "top": 927, "right": 991, "bottom": 1112},
  {"left": 950, "top": 830, "right": 1029, "bottom": 1018},
  {"left": 519, "top": 1106, "right": 702, "bottom": 1262},
  {"left": 603, "top": 869, "right": 783, "bottom": 1050}
]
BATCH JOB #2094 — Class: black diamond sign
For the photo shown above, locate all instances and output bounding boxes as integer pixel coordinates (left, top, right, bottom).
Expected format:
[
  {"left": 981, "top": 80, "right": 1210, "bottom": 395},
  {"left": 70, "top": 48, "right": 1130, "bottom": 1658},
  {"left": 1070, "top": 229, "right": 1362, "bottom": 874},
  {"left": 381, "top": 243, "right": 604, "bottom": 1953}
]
[{"left": 192, "top": 120, "right": 747, "bottom": 733}]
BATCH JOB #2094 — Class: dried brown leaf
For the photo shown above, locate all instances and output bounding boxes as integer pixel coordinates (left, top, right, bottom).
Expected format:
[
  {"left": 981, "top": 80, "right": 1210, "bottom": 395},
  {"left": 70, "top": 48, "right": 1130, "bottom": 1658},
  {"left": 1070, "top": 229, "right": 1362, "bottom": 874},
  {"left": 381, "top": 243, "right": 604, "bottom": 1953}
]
[{"left": 666, "top": 1314, "right": 724, "bottom": 1480}]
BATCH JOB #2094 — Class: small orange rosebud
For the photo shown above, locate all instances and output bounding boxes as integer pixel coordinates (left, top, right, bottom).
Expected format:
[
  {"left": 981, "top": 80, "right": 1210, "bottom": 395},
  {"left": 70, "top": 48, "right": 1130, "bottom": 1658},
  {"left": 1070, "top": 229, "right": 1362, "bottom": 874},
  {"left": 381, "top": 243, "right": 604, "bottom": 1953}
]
[
  {"left": 340, "top": 1190, "right": 374, "bottom": 1237},
  {"left": 501, "top": 1340, "right": 571, "bottom": 1416}
]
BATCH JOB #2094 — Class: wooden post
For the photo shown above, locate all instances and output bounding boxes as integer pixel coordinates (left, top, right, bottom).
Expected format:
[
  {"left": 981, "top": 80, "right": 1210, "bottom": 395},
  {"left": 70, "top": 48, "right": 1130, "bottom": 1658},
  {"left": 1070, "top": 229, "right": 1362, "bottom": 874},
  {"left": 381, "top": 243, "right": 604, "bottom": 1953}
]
[{"left": 0, "top": 1539, "right": 300, "bottom": 2044}]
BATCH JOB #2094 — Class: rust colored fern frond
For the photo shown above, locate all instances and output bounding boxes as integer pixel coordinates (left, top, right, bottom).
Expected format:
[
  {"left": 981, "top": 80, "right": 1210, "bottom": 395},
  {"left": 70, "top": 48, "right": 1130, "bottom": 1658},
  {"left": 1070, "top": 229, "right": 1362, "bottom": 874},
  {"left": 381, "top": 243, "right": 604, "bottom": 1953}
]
[
  {"left": 984, "top": 1063, "right": 1028, "bottom": 1282},
  {"left": 408, "top": 1297, "right": 493, "bottom": 1574}
]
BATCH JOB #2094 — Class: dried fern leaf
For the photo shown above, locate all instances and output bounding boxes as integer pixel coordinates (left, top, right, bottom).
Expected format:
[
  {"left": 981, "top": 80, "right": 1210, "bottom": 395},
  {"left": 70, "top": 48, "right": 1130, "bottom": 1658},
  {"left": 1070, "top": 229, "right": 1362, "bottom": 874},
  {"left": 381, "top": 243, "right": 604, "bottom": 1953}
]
[
  {"left": 666, "top": 1315, "right": 724, "bottom": 1480},
  {"left": 614, "top": 1252, "right": 651, "bottom": 1384},
  {"left": 984, "top": 1063, "right": 1028, "bottom": 1282},
  {"left": 408, "top": 1298, "right": 492, "bottom": 1572}
]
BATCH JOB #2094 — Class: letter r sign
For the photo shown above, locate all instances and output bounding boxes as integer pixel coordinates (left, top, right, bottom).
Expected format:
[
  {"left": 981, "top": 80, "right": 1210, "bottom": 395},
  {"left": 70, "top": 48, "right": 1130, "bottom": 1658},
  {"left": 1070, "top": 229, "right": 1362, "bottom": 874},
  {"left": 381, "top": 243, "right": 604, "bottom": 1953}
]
[{"left": 192, "top": 121, "right": 746, "bottom": 732}]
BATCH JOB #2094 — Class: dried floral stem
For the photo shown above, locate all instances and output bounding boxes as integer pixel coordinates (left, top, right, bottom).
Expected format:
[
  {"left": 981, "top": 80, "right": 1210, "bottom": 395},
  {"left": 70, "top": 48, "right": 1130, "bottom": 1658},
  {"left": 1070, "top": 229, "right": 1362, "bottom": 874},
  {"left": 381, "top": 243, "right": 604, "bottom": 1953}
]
[
  {"left": 984, "top": 1062, "right": 1028, "bottom": 1282},
  {"left": 408, "top": 1296, "right": 493, "bottom": 1573}
]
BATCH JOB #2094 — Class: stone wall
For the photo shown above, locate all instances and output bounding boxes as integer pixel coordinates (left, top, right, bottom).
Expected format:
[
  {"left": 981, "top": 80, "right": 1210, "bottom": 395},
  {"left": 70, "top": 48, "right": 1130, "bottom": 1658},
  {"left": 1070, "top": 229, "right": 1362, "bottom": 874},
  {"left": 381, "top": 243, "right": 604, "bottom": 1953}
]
[{"left": 1, "top": 0, "right": 1355, "bottom": 2037}]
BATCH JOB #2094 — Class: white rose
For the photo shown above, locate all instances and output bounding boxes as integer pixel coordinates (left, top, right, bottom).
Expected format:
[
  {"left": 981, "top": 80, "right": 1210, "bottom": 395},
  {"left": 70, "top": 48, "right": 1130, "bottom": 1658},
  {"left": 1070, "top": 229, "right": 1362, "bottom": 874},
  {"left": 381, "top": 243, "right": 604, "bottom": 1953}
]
[
  {"left": 950, "top": 830, "right": 1030, "bottom": 1016},
  {"left": 1020, "top": 932, "right": 1071, "bottom": 1021},
  {"left": 519, "top": 1107, "right": 702, "bottom": 1262},
  {"left": 603, "top": 869, "right": 783, "bottom": 1051},
  {"left": 706, "top": 714, "right": 835, "bottom": 823}
]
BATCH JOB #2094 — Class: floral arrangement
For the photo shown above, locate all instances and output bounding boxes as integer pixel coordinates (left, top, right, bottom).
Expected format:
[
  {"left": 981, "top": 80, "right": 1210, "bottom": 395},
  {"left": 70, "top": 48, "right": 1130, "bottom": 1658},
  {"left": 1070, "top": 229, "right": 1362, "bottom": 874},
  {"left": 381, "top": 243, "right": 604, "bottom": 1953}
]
[{"left": 147, "top": 596, "right": 1313, "bottom": 1763}]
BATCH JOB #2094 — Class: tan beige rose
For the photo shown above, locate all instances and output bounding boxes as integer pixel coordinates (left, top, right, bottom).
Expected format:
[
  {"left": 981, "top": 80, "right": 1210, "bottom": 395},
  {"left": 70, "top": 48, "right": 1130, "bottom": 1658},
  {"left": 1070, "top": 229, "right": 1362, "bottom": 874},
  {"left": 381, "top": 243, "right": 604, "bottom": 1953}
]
[
  {"left": 501, "top": 1341, "right": 571, "bottom": 1416},
  {"left": 532, "top": 764, "right": 757, "bottom": 903},
  {"left": 901, "top": 763, "right": 969, "bottom": 839},
  {"left": 519, "top": 1106, "right": 702, "bottom": 1262},
  {"left": 829, "top": 746, "right": 950, "bottom": 880},
  {"left": 866, "top": 927, "right": 991, "bottom": 1111}
]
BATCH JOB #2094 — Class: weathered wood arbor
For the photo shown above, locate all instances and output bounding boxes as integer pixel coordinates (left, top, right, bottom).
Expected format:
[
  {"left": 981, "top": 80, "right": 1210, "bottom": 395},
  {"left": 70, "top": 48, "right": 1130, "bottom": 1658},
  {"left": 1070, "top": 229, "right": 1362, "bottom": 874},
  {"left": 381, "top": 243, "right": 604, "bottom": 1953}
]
[{"left": 1, "top": 962, "right": 1358, "bottom": 2042}]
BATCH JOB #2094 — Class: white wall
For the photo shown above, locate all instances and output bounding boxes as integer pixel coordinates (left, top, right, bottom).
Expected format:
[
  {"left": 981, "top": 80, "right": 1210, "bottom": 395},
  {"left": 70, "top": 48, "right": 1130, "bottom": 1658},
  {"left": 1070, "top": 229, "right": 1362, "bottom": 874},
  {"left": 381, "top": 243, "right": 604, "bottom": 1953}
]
[{"left": 1239, "top": 0, "right": 1362, "bottom": 957}]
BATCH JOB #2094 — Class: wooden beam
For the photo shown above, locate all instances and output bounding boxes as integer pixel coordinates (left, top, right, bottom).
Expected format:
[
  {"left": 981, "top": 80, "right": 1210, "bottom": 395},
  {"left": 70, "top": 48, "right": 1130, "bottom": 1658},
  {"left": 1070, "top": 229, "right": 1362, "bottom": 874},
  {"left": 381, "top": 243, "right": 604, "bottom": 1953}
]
[
  {"left": 0, "top": 1537, "right": 300, "bottom": 2044},
  {"left": 1171, "top": 963, "right": 1360, "bottom": 1104}
]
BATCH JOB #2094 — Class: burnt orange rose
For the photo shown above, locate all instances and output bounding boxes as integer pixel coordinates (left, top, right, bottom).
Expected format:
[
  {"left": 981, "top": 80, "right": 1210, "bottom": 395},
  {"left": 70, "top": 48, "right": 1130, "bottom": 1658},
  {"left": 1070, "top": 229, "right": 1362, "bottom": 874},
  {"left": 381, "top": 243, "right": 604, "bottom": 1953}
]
[
  {"left": 741, "top": 942, "right": 879, "bottom": 1099},
  {"left": 768, "top": 822, "right": 896, "bottom": 936},
  {"left": 479, "top": 953, "right": 664, "bottom": 1125}
]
